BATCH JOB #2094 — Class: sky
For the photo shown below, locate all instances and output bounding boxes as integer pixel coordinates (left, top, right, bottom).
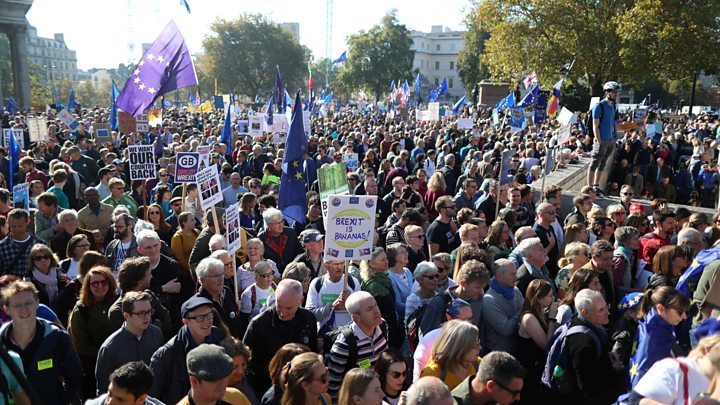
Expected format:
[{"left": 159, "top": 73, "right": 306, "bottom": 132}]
[{"left": 26, "top": 0, "right": 471, "bottom": 71}]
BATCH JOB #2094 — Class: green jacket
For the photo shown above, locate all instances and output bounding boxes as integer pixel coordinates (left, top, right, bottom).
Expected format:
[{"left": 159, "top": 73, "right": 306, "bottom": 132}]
[
  {"left": 451, "top": 376, "right": 475, "bottom": 405},
  {"left": 102, "top": 193, "right": 139, "bottom": 216}
]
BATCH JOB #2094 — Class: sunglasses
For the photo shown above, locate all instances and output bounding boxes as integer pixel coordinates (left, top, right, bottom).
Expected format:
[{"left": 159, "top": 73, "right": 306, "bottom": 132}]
[
  {"left": 258, "top": 272, "right": 274, "bottom": 279},
  {"left": 389, "top": 370, "right": 407, "bottom": 379},
  {"left": 33, "top": 255, "right": 51, "bottom": 261},
  {"left": 422, "top": 274, "right": 439, "bottom": 280},
  {"left": 90, "top": 279, "right": 108, "bottom": 288}
]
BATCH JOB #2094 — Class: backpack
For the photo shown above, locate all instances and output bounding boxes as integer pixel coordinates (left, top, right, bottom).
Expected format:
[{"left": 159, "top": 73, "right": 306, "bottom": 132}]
[
  {"left": 542, "top": 323, "right": 602, "bottom": 396},
  {"left": 314, "top": 275, "right": 356, "bottom": 293},
  {"left": 250, "top": 282, "right": 277, "bottom": 309},
  {"left": 322, "top": 322, "right": 388, "bottom": 374},
  {"left": 405, "top": 293, "right": 452, "bottom": 353}
]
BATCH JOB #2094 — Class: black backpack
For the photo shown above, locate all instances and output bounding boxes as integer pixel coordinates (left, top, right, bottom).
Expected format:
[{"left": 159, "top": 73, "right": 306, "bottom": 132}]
[
  {"left": 405, "top": 293, "right": 452, "bottom": 353},
  {"left": 314, "top": 275, "right": 356, "bottom": 293},
  {"left": 323, "top": 322, "right": 388, "bottom": 374}
]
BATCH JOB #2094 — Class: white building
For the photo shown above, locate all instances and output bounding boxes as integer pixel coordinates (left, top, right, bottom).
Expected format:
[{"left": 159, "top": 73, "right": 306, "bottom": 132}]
[
  {"left": 410, "top": 25, "right": 465, "bottom": 103},
  {"left": 25, "top": 24, "right": 79, "bottom": 84}
]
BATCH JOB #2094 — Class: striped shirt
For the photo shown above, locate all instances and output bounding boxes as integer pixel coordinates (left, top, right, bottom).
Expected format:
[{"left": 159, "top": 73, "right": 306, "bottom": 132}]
[{"left": 327, "top": 321, "right": 388, "bottom": 401}]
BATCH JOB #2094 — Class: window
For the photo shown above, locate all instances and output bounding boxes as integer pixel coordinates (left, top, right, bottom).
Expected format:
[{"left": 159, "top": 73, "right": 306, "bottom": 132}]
[
  {"left": 449, "top": 78, "right": 454, "bottom": 88},
  {"left": 436, "top": 44, "right": 441, "bottom": 51},
  {"left": 450, "top": 61, "right": 454, "bottom": 70},
  {"left": 435, "top": 78, "right": 439, "bottom": 86},
  {"left": 435, "top": 61, "right": 440, "bottom": 70},
  {"left": 451, "top": 44, "right": 456, "bottom": 51}
]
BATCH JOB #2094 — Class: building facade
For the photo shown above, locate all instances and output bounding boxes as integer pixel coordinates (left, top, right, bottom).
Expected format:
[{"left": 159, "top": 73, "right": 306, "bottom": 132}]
[
  {"left": 280, "top": 22, "right": 300, "bottom": 42},
  {"left": 411, "top": 26, "right": 465, "bottom": 103},
  {"left": 25, "top": 24, "right": 78, "bottom": 84}
]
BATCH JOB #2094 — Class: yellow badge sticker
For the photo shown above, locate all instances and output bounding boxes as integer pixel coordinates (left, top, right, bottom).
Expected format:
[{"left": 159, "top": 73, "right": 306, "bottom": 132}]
[
  {"left": 358, "top": 359, "right": 371, "bottom": 369},
  {"left": 37, "top": 359, "right": 53, "bottom": 371}
]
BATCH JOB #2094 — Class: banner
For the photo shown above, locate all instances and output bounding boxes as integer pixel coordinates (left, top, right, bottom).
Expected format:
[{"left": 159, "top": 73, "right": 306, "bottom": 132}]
[
  {"left": 127, "top": 145, "right": 156, "bottom": 180},
  {"left": 57, "top": 109, "right": 79, "bottom": 130},
  {"left": 342, "top": 153, "right": 359, "bottom": 173},
  {"left": 12, "top": 183, "right": 29, "bottom": 211},
  {"left": 27, "top": 117, "right": 48, "bottom": 142},
  {"left": 535, "top": 90, "right": 550, "bottom": 124},
  {"left": 197, "top": 145, "right": 211, "bottom": 171},
  {"left": 248, "top": 115, "right": 264, "bottom": 138},
  {"left": 237, "top": 120, "right": 249, "bottom": 135},
  {"left": 324, "top": 195, "right": 378, "bottom": 260},
  {"left": 118, "top": 112, "right": 137, "bottom": 134},
  {"left": 196, "top": 165, "right": 223, "bottom": 210},
  {"left": 175, "top": 152, "right": 200, "bottom": 183},
  {"left": 94, "top": 123, "right": 112, "bottom": 144},
  {"left": 457, "top": 118, "right": 474, "bottom": 129},
  {"left": 225, "top": 201, "right": 242, "bottom": 255}
]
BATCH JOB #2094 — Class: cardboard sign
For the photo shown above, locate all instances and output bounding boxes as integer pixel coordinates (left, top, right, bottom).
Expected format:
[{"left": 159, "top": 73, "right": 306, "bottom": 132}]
[
  {"left": 271, "top": 114, "right": 289, "bottom": 134},
  {"left": 248, "top": 116, "right": 264, "bottom": 138},
  {"left": 427, "top": 103, "right": 440, "bottom": 121},
  {"left": 197, "top": 145, "right": 211, "bottom": 171},
  {"left": 128, "top": 145, "right": 156, "bottom": 180},
  {"left": 136, "top": 114, "right": 149, "bottom": 133},
  {"left": 118, "top": 112, "right": 137, "bottom": 134},
  {"left": 196, "top": 165, "right": 223, "bottom": 210},
  {"left": 2, "top": 128, "right": 24, "bottom": 149},
  {"left": 342, "top": 153, "right": 359, "bottom": 172},
  {"left": 94, "top": 123, "right": 112, "bottom": 144},
  {"left": 237, "top": 120, "right": 249, "bottom": 134},
  {"left": 457, "top": 118, "right": 474, "bottom": 129},
  {"left": 12, "top": 183, "right": 29, "bottom": 212},
  {"left": 303, "top": 114, "right": 311, "bottom": 138},
  {"left": 225, "top": 201, "right": 242, "bottom": 255},
  {"left": 175, "top": 152, "right": 200, "bottom": 183},
  {"left": 57, "top": 109, "right": 79, "bottom": 131},
  {"left": 557, "top": 107, "right": 577, "bottom": 125},
  {"left": 27, "top": 117, "right": 48, "bottom": 142},
  {"left": 324, "top": 195, "right": 377, "bottom": 260}
]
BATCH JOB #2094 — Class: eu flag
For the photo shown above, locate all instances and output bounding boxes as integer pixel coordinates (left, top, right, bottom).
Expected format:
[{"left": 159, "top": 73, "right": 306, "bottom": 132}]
[
  {"left": 415, "top": 73, "right": 422, "bottom": 102},
  {"left": 110, "top": 80, "right": 121, "bottom": 131},
  {"left": 8, "top": 128, "right": 20, "bottom": 191},
  {"left": 52, "top": 83, "right": 64, "bottom": 109},
  {"left": 265, "top": 96, "right": 274, "bottom": 126},
  {"left": 68, "top": 86, "right": 76, "bottom": 110},
  {"left": 517, "top": 84, "right": 539, "bottom": 108},
  {"left": 4, "top": 97, "right": 19, "bottom": 116},
  {"left": 677, "top": 247, "right": 720, "bottom": 295},
  {"left": 279, "top": 91, "right": 308, "bottom": 225},
  {"left": 117, "top": 20, "right": 198, "bottom": 116},
  {"left": 499, "top": 149, "right": 514, "bottom": 185},
  {"left": 285, "top": 89, "right": 293, "bottom": 108},
  {"left": 220, "top": 95, "right": 233, "bottom": 156},
  {"left": 495, "top": 92, "right": 515, "bottom": 111},
  {"left": 428, "top": 78, "right": 448, "bottom": 102},
  {"left": 628, "top": 307, "right": 677, "bottom": 388},
  {"left": 452, "top": 95, "right": 466, "bottom": 114},
  {"left": 332, "top": 51, "right": 347, "bottom": 64}
]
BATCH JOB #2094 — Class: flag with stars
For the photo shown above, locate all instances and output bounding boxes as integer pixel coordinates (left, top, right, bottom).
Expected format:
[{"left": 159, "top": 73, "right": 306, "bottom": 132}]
[
  {"left": 117, "top": 20, "right": 198, "bottom": 116},
  {"left": 278, "top": 91, "right": 309, "bottom": 225},
  {"left": 629, "top": 307, "right": 677, "bottom": 388}
]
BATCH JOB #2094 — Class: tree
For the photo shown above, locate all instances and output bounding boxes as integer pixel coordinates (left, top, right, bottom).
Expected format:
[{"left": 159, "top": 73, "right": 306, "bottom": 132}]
[
  {"left": 312, "top": 57, "right": 340, "bottom": 93},
  {"left": 475, "top": 0, "right": 635, "bottom": 96},
  {"left": 202, "top": 14, "right": 310, "bottom": 98},
  {"left": 337, "top": 10, "right": 414, "bottom": 101},
  {"left": 0, "top": 35, "right": 12, "bottom": 104},
  {"left": 457, "top": 3, "right": 491, "bottom": 94}
]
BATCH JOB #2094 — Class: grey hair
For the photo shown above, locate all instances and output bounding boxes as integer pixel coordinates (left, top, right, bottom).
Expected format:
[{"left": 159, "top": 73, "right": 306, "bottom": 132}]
[
  {"left": 564, "top": 241, "right": 590, "bottom": 259},
  {"left": 443, "top": 153, "right": 455, "bottom": 165},
  {"left": 209, "top": 234, "right": 227, "bottom": 251},
  {"left": 196, "top": 257, "right": 224, "bottom": 279},
  {"left": 57, "top": 209, "right": 78, "bottom": 222},
  {"left": 136, "top": 229, "right": 160, "bottom": 246},
  {"left": 491, "top": 258, "right": 516, "bottom": 276},
  {"left": 275, "top": 278, "right": 303, "bottom": 300},
  {"left": 246, "top": 238, "right": 264, "bottom": 251},
  {"left": 516, "top": 237, "right": 542, "bottom": 258},
  {"left": 614, "top": 226, "right": 640, "bottom": 248},
  {"left": 111, "top": 205, "right": 131, "bottom": 221},
  {"left": 345, "top": 291, "right": 374, "bottom": 315},
  {"left": 678, "top": 227, "right": 703, "bottom": 246},
  {"left": 476, "top": 351, "right": 526, "bottom": 385},
  {"left": 404, "top": 377, "right": 452, "bottom": 405},
  {"left": 606, "top": 204, "right": 626, "bottom": 216},
  {"left": 282, "top": 262, "right": 311, "bottom": 282},
  {"left": 209, "top": 250, "right": 229, "bottom": 260},
  {"left": 413, "top": 261, "right": 438, "bottom": 279},
  {"left": 253, "top": 260, "right": 272, "bottom": 276},
  {"left": 262, "top": 207, "right": 283, "bottom": 224},
  {"left": 574, "top": 288, "right": 603, "bottom": 313},
  {"left": 431, "top": 252, "right": 451, "bottom": 271}
]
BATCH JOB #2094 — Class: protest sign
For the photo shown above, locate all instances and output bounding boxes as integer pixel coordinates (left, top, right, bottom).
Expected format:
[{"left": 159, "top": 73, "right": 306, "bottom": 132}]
[
  {"left": 128, "top": 145, "right": 156, "bottom": 180},
  {"left": 416, "top": 110, "right": 429, "bottom": 121},
  {"left": 457, "top": 118, "right": 474, "bottom": 129},
  {"left": 148, "top": 108, "right": 163, "bottom": 127},
  {"left": 617, "top": 121, "right": 644, "bottom": 132},
  {"left": 399, "top": 107, "right": 409, "bottom": 122},
  {"left": 508, "top": 107, "right": 525, "bottom": 130},
  {"left": 646, "top": 122, "right": 656, "bottom": 137},
  {"left": 12, "top": 183, "right": 29, "bottom": 212},
  {"left": 271, "top": 114, "right": 289, "bottom": 134},
  {"left": 427, "top": 103, "right": 440, "bottom": 121},
  {"left": 196, "top": 165, "right": 223, "bottom": 210},
  {"left": 557, "top": 107, "right": 577, "bottom": 125},
  {"left": 324, "top": 195, "right": 378, "bottom": 260},
  {"left": 634, "top": 108, "right": 648, "bottom": 122},
  {"left": 303, "top": 114, "right": 311, "bottom": 137},
  {"left": 197, "top": 145, "right": 211, "bottom": 171},
  {"left": 535, "top": 90, "right": 550, "bottom": 124},
  {"left": 94, "top": 123, "right": 112, "bottom": 144},
  {"left": 237, "top": 120, "right": 249, "bottom": 134},
  {"left": 136, "top": 114, "right": 149, "bottom": 133},
  {"left": 273, "top": 132, "right": 288, "bottom": 146},
  {"left": 175, "top": 152, "right": 200, "bottom": 183},
  {"left": 118, "top": 112, "right": 136, "bottom": 134},
  {"left": 57, "top": 109, "right": 79, "bottom": 130},
  {"left": 248, "top": 116, "right": 264, "bottom": 138},
  {"left": 2, "top": 128, "right": 24, "bottom": 149},
  {"left": 556, "top": 123, "right": 573, "bottom": 145},
  {"left": 27, "top": 117, "right": 48, "bottom": 142},
  {"left": 589, "top": 97, "right": 601, "bottom": 111},
  {"left": 225, "top": 201, "right": 242, "bottom": 255},
  {"left": 318, "top": 163, "right": 349, "bottom": 222},
  {"left": 342, "top": 153, "right": 359, "bottom": 172}
]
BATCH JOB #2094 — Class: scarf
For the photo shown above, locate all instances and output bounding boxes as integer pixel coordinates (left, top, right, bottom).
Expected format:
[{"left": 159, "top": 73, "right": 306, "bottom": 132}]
[
  {"left": 32, "top": 267, "right": 59, "bottom": 302},
  {"left": 490, "top": 277, "right": 516, "bottom": 300},
  {"left": 361, "top": 271, "right": 392, "bottom": 297}
]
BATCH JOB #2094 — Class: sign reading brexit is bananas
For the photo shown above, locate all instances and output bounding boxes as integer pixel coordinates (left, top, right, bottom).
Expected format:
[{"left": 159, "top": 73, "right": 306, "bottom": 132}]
[{"left": 325, "top": 195, "right": 377, "bottom": 260}]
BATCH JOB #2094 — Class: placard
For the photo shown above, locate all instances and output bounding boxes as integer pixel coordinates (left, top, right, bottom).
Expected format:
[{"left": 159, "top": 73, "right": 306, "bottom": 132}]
[
  {"left": 3, "top": 128, "right": 24, "bottom": 149},
  {"left": 342, "top": 153, "right": 359, "bottom": 172},
  {"left": 127, "top": 145, "right": 156, "bottom": 180},
  {"left": 94, "top": 123, "right": 112, "bottom": 144},
  {"left": 57, "top": 109, "right": 79, "bottom": 130},
  {"left": 303, "top": 114, "right": 311, "bottom": 137},
  {"left": 225, "top": 201, "right": 242, "bottom": 255},
  {"left": 197, "top": 145, "right": 211, "bottom": 171},
  {"left": 273, "top": 132, "right": 288, "bottom": 146},
  {"left": 196, "top": 165, "right": 223, "bottom": 210},
  {"left": 427, "top": 102, "right": 440, "bottom": 121},
  {"left": 318, "top": 163, "right": 349, "bottom": 200},
  {"left": 27, "top": 117, "right": 48, "bottom": 142},
  {"left": 175, "top": 152, "right": 200, "bottom": 183},
  {"left": 237, "top": 120, "right": 249, "bottom": 134},
  {"left": 118, "top": 112, "right": 137, "bottom": 134},
  {"left": 12, "top": 183, "right": 29, "bottom": 211},
  {"left": 457, "top": 118, "right": 474, "bottom": 129},
  {"left": 248, "top": 116, "right": 264, "bottom": 138},
  {"left": 324, "top": 195, "right": 377, "bottom": 260},
  {"left": 557, "top": 107, "right": 576, "bottom": 125},
  {"left": 271, "top": 114, "right": 289, "bottom": 134},
  {"left": 136, "top": 114, "right": 149, "bottom": 133}
]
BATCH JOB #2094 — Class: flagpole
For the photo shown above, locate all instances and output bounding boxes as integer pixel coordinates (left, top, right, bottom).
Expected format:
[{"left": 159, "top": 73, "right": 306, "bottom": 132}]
[
  {"left": 540, "top": 146, "right": 550, "bottom": 194},
  {"left": 495, "top": 153, "right": 505, "bottom": 220}
]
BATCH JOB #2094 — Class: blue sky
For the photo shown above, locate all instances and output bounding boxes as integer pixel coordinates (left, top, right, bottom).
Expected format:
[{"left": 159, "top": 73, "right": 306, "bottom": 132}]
[{"left": 27, "top": 0, "right": 471, "bottom": 70}]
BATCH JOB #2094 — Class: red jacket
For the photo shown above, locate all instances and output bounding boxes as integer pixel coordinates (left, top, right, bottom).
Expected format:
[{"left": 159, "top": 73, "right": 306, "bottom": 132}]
[{"left": 640, "top": 231, "right": 670, "bottom": 271}]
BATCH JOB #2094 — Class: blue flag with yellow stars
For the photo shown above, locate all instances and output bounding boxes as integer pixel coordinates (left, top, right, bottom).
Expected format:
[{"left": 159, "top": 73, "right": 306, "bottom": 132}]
[
  {"left": 117, "top": 20, "right": 197, "bottom": 116},
  {"left": 278, "top": 91, "right": 308, "bottom": 225},
  {"left": 628, "top": 307, "right": 677, "bottom": 388}
]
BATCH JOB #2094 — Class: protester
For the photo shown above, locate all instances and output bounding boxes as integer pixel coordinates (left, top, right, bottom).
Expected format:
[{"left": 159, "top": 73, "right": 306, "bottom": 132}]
[
  {"left": 450, "top": 351, "right": 525, "bottom": 405},
  {"left": 404, "top": 376, "right": 453, "bottom": 405},
  {"left": 261, "top": 343, "right": 312, "bottom": 405},
  {"left": 337, "top": 368, "right": 383, "bottom": 405},
  {"left": 178, "top": 344, "right": 252, "bottom": 405},
  {"left": 420, "top": 319, "right": 481, "bottom": 390}
]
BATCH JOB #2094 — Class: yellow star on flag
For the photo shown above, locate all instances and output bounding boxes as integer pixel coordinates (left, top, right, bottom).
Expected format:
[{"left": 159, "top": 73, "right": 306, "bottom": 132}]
[
  {"left": 139, "top": 60, "right": 145, "bottom": 66},
  {"left": 292, "top": 160, "right": 299, "bottom": 168},
  {"left": 295, "top": 172, "right": 303, "bottom": 180},
  {"left": 166, "top": 62, "right": 170, "bottom": 68},
  {"left": 157, "top": 55, "right": 164, "bottom": 63},
  {"left": 133, "top": 69, "right": 140, "bottom": 75},
  {"left": 139, "top": 84, "right": 146, "bottom": 90},
  {"left": 147, "top": 53, "right": 155, "bottom": 60},
  {"left": 629, "top": 361, "right": 639, "bottom": 378},
  {"left": 148, "top": 87, "right": 156, "bottom": 94},
  {"left": 133, "top": 77, "right": 141, "bottom": 84}
]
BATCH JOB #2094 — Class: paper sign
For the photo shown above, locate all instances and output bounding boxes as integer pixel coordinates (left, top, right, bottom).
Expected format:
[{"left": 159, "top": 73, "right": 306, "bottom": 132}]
[
  {"left": 427, "top": 103, "right": 440, "bottom": 121},
  {"left": 556, "top": 123, "right": 573, "bottom": 144},
  {"left": 557, "top": 107, "right": 576, "bottom": 125},
  {"left": 197, "top": 145, "right": 211, "bottom": 171},
  {"left": 94, "top": 123, "right": 112, "bottom": 144},
  {"left": 128, "top": 145, "right": 156, "bottom": 180},
  {"left": 589, "top": 97, "right": 600, "bottom": 111},
  {"left": 237, "top": 120, "right": 249, "bottom": 134},
  {"left": 457, "top": 118, "right": 474, "bottom": 129},
  {"left": 324, "top": 195, "right": 378, "bottom": 260},
  {"left": 27, "top": 117, "right": 48, "bottom": 142},
  {"left": 196, "top": 165, "right": 223, "bottom": 210},
  {"left": 646, "top": 122, "right": 656, "bottom": 137},
  {"left": 136, "top": 114, "right": 149, "bottom": 133},
  {"left": 3, "top": 128, "right": 24, "bottom": 149},
  {"left": 57, "top": 109, "right": 79, "bottom": 131},
  {"left": 342, "top": 153, "right": 359, "bottom": 172},
  {"left": 118, "top": 112, "right": 137, "bottom": 134},
  {"left": 249, "top": 116, "right": 264, "bottom": 138},
  {"left": 273, "top": 132, "right": 288, "bottom": 146},
  {"left": 303, "top": 114, "right": 311, "bottom": 138},
  {"left": 634, "top": 108, "right": 648, "bottom": 121},
  {"left": 416, "top": 110, "right": 429, "bottom": 121},
  {"left": 175, "top": 152, "right": 199, "bottom": 183},
  {"left": 12, "top": 183, "right": 29, "bottom": 212},
  {"left": 319, "top": 163, "right": 350, "bottom": 223},
  {"left": 271, "top": 114, "right": 289, "bottom": 134},
  {"left": 225, "top": 201, "right": 242, "bottom": 255}
]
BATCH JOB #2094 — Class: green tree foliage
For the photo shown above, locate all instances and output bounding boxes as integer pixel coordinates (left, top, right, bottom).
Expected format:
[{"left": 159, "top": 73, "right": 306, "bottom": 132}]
[
  {"left": 457, "top": 3, "right": 491, "bottom": 94},
  {"left": 337, "top": 10, "right": 414, "bottom": 101},
  {"left": 0, "top": 35, "right": 12, "bottom": 103},
  {"left": 202, "top": 14, "right": 310, "bottom": 98}
]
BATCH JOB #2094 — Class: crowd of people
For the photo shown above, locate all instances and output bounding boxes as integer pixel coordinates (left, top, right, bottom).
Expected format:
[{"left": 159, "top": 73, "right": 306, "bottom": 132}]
[{"left": 0, "top": 80, "right": 720, "bottom": 405}]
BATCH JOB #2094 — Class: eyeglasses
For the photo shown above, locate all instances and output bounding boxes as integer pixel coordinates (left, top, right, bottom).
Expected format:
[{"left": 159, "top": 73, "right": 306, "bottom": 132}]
[
  {"left": 76, "top": 244, "right": 91, "bottom": 249},
  {"left": 494, "top": 380, "right": 522, "bottom": 398},
  {"left": 130, "top": 309, "right": 154, "bottom": 318},
  {"left": 171, "top": 203, "right": 181, "bottom": 208},
  {"left": 422, "top": 274, "right": 439, "bottom": 280},
  {"left": 90, "top": 279, "right": 108, "bottom": 288},
  {"left": 33, "top": 255, "right": 51, "bottom": 261},
  {"left": 621, "top": 192, "right": 634, "bottom": 196},
  {"left": 314, "top": 369, "right": 331, "bottom": 382},
  {"left": 258, "top": 272, "right": 274, "bottom": 279},
  {"left": 160, "top": 174, "right": 170, "bottom": 177},
  {"left": 410, "top": 234, "right": 425, "bottom": 239},
  {"left": 388, "top": 370, "right": 407, "bottom": 379},
  {"left": 541, "top": 211, "right": 556, "bottom": 216},
  {"left": 205, "top": 273, "right": 224, "bottom": 280},
  {"left": 186, "top": 311, "right": 214, "bottom": 323},
  {"left": 436, "top": 266, "right": 447, "bottom": 272},
  {"left": 224, "top": 262, "right": 234, "bottom": 268}
]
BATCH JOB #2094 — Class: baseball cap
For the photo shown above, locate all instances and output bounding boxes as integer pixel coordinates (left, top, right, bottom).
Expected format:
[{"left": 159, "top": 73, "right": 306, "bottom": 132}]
[
  {"left": 181, "top": 297, "right": 213, "bottom": 318},
  {"left": 301, "top": 229, "right": 324, "bottom": 244},
  {"left": 629, "top": 203, "right": 644, "bottom": 214},
  {"left": 186, "top": 344, "right": 233, "bottom": 381}
]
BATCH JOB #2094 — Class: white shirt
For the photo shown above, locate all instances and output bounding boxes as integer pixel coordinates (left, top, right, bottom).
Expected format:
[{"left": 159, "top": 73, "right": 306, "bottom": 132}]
[
  {"left": 634, "top": 357, "right": 710, "bottom": 405},
  {"left": 306, "top": 274, "right": 360, "bottom": 329},
  {"left": 240, "top": 283, "right": 274, "bottom": 318},
  {"left": 413, "top": 328, "right": 442, "bottom": 382}
]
